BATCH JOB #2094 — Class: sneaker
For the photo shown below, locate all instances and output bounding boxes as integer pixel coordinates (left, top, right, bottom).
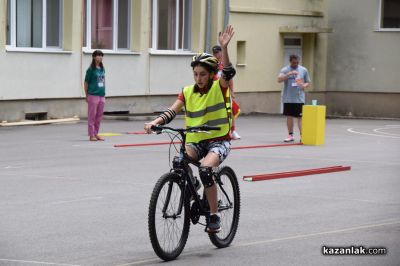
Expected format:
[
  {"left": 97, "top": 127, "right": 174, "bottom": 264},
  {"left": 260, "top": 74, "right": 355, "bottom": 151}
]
[
  {"left": 232, "top": 130, "right": 241, "bottom": 140},
  {"left": 207, "top": 214, "right": 221, "bottom": 233},
  {"left": 284, "top": 135, "right": 294, "bottom": 142}
]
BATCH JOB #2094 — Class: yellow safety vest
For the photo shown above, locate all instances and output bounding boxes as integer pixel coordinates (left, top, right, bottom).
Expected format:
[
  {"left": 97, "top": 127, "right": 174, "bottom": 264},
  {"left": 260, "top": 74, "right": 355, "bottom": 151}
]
[{"left": 183, "top": 80, "right": 231, "bottom": 143}]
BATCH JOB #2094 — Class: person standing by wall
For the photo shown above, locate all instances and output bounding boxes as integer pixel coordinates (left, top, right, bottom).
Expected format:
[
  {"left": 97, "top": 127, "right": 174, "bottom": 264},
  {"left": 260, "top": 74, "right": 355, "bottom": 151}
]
[
  {"left": 212, "top": 45, "right": 241, "bottom": 140},
  {"left": 84, "top": 50, "right": 106, "bottom": 141},
  {"left": 277, "top": 54, "right": 311, "bottom": 142}
]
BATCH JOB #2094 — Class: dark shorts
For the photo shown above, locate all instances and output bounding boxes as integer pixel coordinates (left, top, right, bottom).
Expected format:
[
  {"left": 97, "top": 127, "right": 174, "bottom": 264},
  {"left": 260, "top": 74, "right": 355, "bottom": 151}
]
[
  {"left": 283, "top": 103, "right": 304, "bottom": 118},
  {"left": 186, "top": 140, "right": 231, "bottom": 164}
]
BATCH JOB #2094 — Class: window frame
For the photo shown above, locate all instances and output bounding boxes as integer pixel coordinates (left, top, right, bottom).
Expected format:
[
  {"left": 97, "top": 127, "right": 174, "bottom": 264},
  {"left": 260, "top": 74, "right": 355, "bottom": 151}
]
[
  {"left": 83, "top": 0, "right": 132, "bottom": 53},
  {"left": 283, "top": 35, "right": 303, "bottom": 49},
  {"left": 6, "top": 0, "right": 64, "bottom": 52},
  {"left": 151, "top": 0, "right": 192, "bottom": 53},
  {"left": 378, "top": 0, "right": 400, "bottom": 32}
]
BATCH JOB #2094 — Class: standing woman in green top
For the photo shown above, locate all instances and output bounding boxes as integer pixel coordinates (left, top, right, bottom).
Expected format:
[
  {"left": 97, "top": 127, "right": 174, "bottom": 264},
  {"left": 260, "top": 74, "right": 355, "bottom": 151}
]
[{"left": 84, "top": 50, "right": 106, "bottom": 141}]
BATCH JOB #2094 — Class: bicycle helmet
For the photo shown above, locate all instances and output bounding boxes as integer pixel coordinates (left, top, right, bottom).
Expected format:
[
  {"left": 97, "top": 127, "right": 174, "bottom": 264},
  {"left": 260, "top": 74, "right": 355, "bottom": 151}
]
[{"left": 191, "top": 53, "right": 219, "bottom": 74}]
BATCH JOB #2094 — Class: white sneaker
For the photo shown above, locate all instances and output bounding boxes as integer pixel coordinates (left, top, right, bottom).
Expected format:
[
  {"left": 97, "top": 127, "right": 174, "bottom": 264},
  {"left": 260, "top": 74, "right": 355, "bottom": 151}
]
[
  {"left": 232, "top": 130, "right": 241, "bottom": 140},
  {"left": 284, "top": 135, "right": 294, "bottom": 142}
]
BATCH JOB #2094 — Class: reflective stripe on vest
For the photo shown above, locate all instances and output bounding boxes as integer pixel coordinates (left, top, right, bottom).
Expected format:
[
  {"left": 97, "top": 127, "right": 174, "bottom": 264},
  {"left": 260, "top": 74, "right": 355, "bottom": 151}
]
[{"left": 183, "top": 80, "right": 231, "bottom": 143}]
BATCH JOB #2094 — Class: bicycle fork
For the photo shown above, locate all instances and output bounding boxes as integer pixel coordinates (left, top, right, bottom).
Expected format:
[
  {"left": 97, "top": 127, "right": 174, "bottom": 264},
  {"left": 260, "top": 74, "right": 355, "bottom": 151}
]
[{"left": 161, "top": 169, "right": 193, "bottom": 219}]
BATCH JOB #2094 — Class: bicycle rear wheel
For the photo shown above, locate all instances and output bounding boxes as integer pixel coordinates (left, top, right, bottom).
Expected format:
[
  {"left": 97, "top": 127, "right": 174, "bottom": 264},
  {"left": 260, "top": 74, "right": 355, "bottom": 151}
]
[
  {"left": 208, "top": 166, "right": 240, "bottom": 248},
  {"left": 148, "top": 172, "right": 190, "bottom": 261}
]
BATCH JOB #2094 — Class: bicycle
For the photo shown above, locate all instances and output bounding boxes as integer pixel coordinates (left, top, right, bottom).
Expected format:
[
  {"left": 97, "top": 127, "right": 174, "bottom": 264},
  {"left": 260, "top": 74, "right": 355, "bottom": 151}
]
[{"left": 147, "top": 124, "right": 241, "bottom": 261}]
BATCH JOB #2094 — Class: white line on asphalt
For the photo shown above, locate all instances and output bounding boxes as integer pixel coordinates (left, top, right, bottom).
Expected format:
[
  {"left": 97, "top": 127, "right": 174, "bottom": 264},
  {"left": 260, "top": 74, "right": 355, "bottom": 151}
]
[
  {"left": 72, "top": 144, "right": 115, "bottom": 149},
  {"left": 283, "top": 193, "right": 400, "bottom": 205},
  {"left": 234, "top": 153, "right": 400, "bottom": 166},
  {"left": 235, "top": 220, "right": 400, "bottom": 248},
  {"left": 115, "top": 257, "right": 161, "bottom": 266},
  {"left": 248, "top": 190, "right": 400, "bottom": 205},
  {"left": 347, "top": 128, "right": 400, "bottom": 138},
  {"left": 0, "top": 258, "right": 81, "bottom": 266},
  {"left": 4, "top": 165, "right": 25, "bottom": 169},
  {"left": 100, "top": 180, "right": 155, "bottom": 186},
  {"left": 0, "top": 173, "right": 80, "bottom": 180},
  {"left": 114, "top": 220, "right": 400, "bottom": 266},
  {"left": 373, "top": 127, "right": 400, "bottom": 136},
  {"left": 1, "top": 172, "right": 155, "bottom": 187},
  {"left": 47, "top": 196, "right": 104, "bottom": 205}
]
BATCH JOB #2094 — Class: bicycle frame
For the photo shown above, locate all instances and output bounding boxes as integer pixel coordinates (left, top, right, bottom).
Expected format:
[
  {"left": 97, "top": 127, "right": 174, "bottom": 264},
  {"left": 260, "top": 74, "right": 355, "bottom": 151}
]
[
  {"left": 149, "top": 124, "right": 241, "bottom": 261},
  {"left": 151, "top": 124, "right": 234, "bottom": 223}
]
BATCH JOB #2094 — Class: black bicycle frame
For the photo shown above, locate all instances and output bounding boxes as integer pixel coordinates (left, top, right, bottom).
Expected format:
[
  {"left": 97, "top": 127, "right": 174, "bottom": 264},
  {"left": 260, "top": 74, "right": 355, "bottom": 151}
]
[{"left": 160, "top": 129, "right": 233, "bottom": 219}]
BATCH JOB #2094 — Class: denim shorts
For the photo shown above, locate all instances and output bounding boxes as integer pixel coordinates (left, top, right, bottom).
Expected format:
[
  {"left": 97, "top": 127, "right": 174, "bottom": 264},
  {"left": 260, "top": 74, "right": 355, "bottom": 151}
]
[{"left": 187, "top": 140, "right": 231, "bottom": 163}]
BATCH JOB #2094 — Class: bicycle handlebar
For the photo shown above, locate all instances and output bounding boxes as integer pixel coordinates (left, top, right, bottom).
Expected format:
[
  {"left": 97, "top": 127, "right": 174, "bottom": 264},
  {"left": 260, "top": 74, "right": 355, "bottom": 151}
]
[{"left": 150, "top": 124, "right": 220, "bottom": 134}]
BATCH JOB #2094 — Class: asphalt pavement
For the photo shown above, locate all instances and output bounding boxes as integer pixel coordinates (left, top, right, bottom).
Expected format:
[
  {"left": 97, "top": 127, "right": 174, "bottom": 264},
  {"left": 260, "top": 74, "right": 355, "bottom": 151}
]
[{"left": 1, "top": 115, "right": 399, "bottom": 266}]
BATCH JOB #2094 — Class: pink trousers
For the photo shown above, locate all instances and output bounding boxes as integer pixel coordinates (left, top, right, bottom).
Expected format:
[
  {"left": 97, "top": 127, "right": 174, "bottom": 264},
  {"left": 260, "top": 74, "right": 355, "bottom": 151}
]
[{"left": 87, "top": 95, "right": 105, "bottom": 137}]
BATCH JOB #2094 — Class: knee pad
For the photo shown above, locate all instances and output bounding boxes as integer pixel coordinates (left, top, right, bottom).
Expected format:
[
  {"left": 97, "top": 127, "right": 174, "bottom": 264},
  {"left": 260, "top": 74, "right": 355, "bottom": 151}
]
[{"left": 199, "top": 166, "right": 215, "bottom": 188}]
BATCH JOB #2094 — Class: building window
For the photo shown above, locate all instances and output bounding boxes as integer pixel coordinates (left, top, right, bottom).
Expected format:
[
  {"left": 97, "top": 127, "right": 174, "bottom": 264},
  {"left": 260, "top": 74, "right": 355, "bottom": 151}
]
[
  {"left": 84, "top": 0, "right": 131, "bottom": 51},
  {"left": 236, "top": 41, "right": 246, "bottom": 65},
  {"left": 283, "top": 38, "right": 302, "bottom": 46},
  {"left": 152, "top": 0, "right": 192, "bottom": 51},
  {"left": 6, "top": 0, "right": 62, "bottom": 49},
  {"left": 381, "top": 0, "right": 400, "bottom": 29}
]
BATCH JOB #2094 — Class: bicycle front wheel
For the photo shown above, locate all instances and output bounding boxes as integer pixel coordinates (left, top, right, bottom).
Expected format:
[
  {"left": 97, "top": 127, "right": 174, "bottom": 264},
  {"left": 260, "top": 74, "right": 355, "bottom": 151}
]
[
  {"left": 209, "top": 166, "right": 241, "bottom": 248},
  {"left": 148, "top": 172, "right": 190, "bottom": 261}
]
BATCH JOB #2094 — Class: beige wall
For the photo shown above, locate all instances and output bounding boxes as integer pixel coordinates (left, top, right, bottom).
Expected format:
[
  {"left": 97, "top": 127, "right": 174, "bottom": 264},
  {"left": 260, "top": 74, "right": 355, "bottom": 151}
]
[
  {"left": 0, "top": 0, "right": 329, "bottom": 119},
  {"left": 0, "top": 0, "right": 204, "bottom": 102},
  {"left": 190, "top": 0, "right": 207, "bottom": 52},
  {"left": 325, "top": 0, "right": 400, "bottom": 93},
  {"left": 0, "top": 0, "right": 225, "bottom": 121},
  {"left": 0, "top": 0, "right": 5, "bottom": 49},
  {"left": 230, "top": 0, "right": 324, "bottom": 12},
  {"left": 1, "top": 52, "right": 83, "bottom": 99},
  {"left": 1, "top": 0, "right": 399, "bottom": 121},
  {"left": 229, "top": 0, "right": 328, "bottom": 96}
]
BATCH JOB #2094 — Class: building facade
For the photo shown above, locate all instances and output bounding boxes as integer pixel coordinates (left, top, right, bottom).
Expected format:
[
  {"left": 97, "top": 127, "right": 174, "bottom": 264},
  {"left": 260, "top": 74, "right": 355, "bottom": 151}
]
[
  {"left": 324, "top": 0, "right": 400, "bottom": 117},
  {"left": 0, "top": 0, "right": 398, "bottom": 122}
]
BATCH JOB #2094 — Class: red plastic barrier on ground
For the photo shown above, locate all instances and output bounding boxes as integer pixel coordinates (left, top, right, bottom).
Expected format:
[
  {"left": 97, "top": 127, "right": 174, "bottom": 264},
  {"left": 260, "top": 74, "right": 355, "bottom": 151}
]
[
  {"left": 114, "top": 141, "right": 180, "bottom": 148},
  {"left": 232, "top": 142, "right": 302, "bottom": 150},
  {"left": 126, "top": 131, "right": 147, "bottom": 134},
  {"left": 114, "top": 141, "right": 302, "bottom": 149},
  {"left": 243, "top": 165, "right": 351, "bottom": 182}
]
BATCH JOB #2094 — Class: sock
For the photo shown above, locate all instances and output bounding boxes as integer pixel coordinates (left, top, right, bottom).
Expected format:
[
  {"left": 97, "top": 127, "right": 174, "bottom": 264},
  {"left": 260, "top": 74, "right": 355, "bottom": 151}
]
[{"left": 289, "top": 132, "right": 293, "bottom": 136}]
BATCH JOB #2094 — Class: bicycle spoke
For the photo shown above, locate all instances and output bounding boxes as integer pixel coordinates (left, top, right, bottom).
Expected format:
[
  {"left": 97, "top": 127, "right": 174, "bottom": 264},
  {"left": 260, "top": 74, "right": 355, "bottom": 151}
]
[
  {"left": 217, "top": 174, "right": 234, "bottom": 238},
  {"left": 153, "top": 179, "right": 186, "bottom": 254},
  {"left": 208, "top": 166, "right": 240, "bottom": 248}
]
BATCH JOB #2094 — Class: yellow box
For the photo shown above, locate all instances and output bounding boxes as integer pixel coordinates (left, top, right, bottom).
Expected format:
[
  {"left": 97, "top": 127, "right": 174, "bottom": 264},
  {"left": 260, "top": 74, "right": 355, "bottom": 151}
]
[{"left": 302, "top": 105, "right": 326, "bottom": 145}]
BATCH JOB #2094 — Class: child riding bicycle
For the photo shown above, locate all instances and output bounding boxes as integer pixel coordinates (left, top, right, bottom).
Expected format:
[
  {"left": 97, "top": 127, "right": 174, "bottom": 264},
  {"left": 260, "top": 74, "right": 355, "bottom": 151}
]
[{"left": 144, "top": 25, "right": 236, "bottom": 233}]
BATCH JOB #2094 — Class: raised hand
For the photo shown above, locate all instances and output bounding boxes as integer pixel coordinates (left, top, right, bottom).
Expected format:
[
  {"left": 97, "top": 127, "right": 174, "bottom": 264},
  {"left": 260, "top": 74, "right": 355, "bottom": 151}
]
[{"left": 218, "top": 25, "right": 234, "bottom": 48}]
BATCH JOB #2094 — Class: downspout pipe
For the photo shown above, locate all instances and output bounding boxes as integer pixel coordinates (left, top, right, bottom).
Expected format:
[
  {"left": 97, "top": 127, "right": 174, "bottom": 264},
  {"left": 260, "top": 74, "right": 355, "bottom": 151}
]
[
  {"left": 205, "top": 0, "right": 211, "bottom": 53},
  {"left": 224, "top": 0, "right": 229, "bottom": 28}
]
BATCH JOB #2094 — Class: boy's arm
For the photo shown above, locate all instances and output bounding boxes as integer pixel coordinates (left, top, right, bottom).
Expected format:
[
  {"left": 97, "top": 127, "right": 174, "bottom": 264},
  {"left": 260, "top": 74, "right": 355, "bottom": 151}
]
[
  {"left": 228, "top": 80, "right": 235, "bottom": 97},
  {"left": 218, "top": 25, "right": 235, "bottom": 89},
  {"left": 144, "top": 99, "right": 184, "bottom": 133}
]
